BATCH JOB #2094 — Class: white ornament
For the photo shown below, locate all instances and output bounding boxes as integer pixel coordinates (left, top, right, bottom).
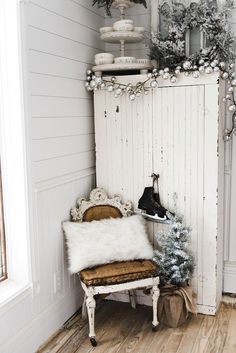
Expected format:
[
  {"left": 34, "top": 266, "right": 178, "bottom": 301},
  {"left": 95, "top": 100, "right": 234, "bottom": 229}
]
[
  {"left": 176, "top": 66, "right": 181, "bottom": 70},
  {"left": 159, "top": 70, "right": 164, "bottom": 76},
  {"left": 95, "top": 77, "right": 102, "bottom": 85},
  {"left": 193, "top": 70, "right": 200, "bottom": 78},
  {"left": 205, "top": 66, "right": 213, "bottom": 74},
  {"left": 115, "top": 87, "right": 122, "bottom": 96},
  {"left": 129, "top": 94, "right": 136, "bottom": 101},
  {"left": 150, "top": 80, "right": 158, "bottom": 88},
  {"left": 107, "top": 84, "right": 114, "bottom": 92},
  {"left": 163, "top": 73, "right": 170, "bottom": 79},
  {"left": 214, "top": 66, "right": 220, "bottom": 72},
  {"left": 87, "top": 70, "right": 92, "bottom": 75},
  {"left": 85, "top": 82, "right": 90, "bottom": 87},
  {"left": 175, "top": 69, "right": 180, "bottom": 75},
  {"left": 211, "top": 61, "right": 217, "bottom": 67},
  {"left": 100, "top": 83, "right": 106, "bottom": 89},
  {"left": 222, "top": 97, "right": 226, "bottom": 102},
  {"left": 90, "top": 80, "right": 96, "bottom": 88},
  {"left": 147, "top": 73, "right": 153, "bottom": 79},
  {"left": 222, "top": 72, "right": 229, "bottom": 79},
  {"left": 219, "top": 62, "right": 226, "bottom": 68},
  {"left": 231, "top": 79, "right": 236, "bottom": 86},
  {"left": 164, "top": 67, "right": 169, "bottom": 73},
  {"left": 230, "top": 63, "right": 235, "bottom": 69},
  {"left": 183, "top": 61, "right": 191, "bottom": 70},
  {"left": 111, "top": 77, "right": 116, "bottom": 82},
  {"left": 184, "top": 71, "right": 190, "bottom": 77},
  {"left": 228, "top": 86, "right": 234, "bottom": 92},
  {"left": 226, "top": 94, "right": 231, "bottom": 99},
  {"left": 199, "top": 59, "right": 204, "bottom": 65},
  {"left": 199, "top": 66, "right": 205, "bottom": 73},
  {"left": 170, "top": 76, "right": 177, "bottom": 83},
  {"left": 228, "top": 104, "right": 236, "bottom": 112},
  {"left": 204, "top": 62, "right": 210, "bottom": 67}
]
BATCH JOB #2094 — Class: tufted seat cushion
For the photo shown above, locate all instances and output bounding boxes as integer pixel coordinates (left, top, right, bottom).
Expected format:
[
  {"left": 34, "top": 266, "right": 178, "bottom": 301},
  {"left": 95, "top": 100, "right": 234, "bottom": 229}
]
[{"left": 79, "top": 260, "right": 158, "bottom": 286}]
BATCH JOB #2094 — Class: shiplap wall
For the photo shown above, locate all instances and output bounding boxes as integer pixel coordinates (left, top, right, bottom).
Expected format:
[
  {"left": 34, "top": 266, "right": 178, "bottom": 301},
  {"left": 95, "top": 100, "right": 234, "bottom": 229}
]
[{"left": 0, "top": 1, "right": 104, "bottom": 352}]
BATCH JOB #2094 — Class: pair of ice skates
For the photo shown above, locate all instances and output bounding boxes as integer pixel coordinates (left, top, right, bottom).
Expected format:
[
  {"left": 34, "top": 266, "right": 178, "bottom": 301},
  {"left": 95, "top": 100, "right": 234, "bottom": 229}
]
[{"left": 138, "top": 173, "right": 168, "bottom": 221}]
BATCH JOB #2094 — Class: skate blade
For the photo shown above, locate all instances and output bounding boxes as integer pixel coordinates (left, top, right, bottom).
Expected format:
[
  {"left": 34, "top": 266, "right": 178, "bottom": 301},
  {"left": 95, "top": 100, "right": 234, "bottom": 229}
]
[{"left": 140, "top": 211, "right": 167, "bottom": 221}]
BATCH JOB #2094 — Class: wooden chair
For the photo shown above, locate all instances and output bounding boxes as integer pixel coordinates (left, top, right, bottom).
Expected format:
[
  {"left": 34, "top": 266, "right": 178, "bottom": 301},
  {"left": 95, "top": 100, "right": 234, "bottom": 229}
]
[{"left": 70, "top": 188, "right": 160, "bottom": 347}]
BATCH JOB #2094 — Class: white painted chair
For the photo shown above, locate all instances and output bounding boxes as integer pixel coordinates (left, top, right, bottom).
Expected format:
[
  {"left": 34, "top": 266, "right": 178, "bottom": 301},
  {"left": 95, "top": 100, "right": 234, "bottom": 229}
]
[{"left": 70, "top": 188, "right": 160, "bottom": 347}]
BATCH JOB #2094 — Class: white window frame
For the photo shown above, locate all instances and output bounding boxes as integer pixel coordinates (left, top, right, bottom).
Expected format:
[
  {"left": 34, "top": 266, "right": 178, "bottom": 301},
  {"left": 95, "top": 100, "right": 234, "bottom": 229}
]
[{"left": 0, "top": 0, "right": 31, "bottom": 303}]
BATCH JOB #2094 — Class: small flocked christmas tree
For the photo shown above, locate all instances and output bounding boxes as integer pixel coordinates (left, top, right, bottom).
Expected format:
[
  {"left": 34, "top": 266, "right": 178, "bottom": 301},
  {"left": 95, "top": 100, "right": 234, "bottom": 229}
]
[{"left": 154, "top": 212, "right": 194, "bottom": 287}]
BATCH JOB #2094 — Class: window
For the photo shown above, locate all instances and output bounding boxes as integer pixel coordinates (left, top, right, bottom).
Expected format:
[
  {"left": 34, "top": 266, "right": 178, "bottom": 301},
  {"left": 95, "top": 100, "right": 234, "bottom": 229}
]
[{"left": 0, "top": 166, "right": 7, "bottom": 281}]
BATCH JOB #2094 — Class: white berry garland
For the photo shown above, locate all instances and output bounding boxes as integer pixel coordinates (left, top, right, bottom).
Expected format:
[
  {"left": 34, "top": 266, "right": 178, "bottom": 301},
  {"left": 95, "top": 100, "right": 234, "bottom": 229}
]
[{"left": 85, "top": 59, "right": 236, "bottom": 141}]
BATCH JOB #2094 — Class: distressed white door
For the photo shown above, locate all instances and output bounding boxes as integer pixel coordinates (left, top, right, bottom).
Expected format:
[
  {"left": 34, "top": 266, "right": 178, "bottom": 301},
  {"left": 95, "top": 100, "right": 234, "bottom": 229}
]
[{"left": 94, "top": 73, "right": 224, "bottom": 314}]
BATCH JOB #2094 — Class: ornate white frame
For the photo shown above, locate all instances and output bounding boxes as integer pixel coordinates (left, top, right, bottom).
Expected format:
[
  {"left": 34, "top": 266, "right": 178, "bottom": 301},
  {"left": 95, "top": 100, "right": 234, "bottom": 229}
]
[{"left": 70, "top": 187, "right": 133, "bottom": 222}]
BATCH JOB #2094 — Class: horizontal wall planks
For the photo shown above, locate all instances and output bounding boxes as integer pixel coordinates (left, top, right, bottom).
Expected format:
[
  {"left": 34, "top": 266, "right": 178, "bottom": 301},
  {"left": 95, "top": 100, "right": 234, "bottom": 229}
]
[
  {"left": 34, "top": 150, "right": 95, "bottom": 183},
  {"left": 33, "top": 134, "right": 95, "bottom": 161},
  {"left": 30, "top": 96, "right": 93, "bottom": 118},
  {"left": 32, "top": 117, "right": 94, "bottom": 139},
  {"left": 28, "top": 27, "right": 100, "bottom": 65},
  {"left": 28, "top": 3, "right": 102, "bottom": 50},
  {"left": 29, "top": 73, "right": 90, "bottom": 99},
  {"left": 29, "top": 51, "right": 89, "bottom": 80}
]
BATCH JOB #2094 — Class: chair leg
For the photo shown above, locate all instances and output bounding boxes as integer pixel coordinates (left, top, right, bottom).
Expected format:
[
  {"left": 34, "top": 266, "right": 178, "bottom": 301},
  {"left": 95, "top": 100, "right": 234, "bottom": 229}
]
[
  {"left": 82, "top": 294, "right": 87, "bottom": 319},
  {"left": 86, "top": 294, "right": 97, "bottom": 346},
  {"left": 151, "top": 284, "right": 160, "bottom": 331},
  {"left": 129, "top": 290, "right": 136, "bottom": 309}
]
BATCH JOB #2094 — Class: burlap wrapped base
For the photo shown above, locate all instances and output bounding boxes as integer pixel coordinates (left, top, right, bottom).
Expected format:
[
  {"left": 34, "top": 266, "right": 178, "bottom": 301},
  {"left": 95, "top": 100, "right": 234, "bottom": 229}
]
[{"left": 157, "top": 285, "right": 197, "bottom": 328}]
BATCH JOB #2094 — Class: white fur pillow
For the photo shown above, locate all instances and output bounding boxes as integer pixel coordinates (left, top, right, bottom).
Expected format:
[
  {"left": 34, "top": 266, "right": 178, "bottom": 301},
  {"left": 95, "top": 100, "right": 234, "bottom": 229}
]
[{"left": 63, "top": 215, "right": 153, "bottom": 274}]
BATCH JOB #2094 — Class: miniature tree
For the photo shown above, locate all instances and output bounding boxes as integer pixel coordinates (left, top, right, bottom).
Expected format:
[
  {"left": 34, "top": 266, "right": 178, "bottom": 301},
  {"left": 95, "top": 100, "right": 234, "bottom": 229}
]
[{"left": 154, "top": 212, "right": 194, "bottom": 286}]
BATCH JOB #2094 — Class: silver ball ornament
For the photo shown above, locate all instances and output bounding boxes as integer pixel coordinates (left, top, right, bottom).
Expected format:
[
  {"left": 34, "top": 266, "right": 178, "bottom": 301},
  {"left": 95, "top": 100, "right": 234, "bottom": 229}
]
[
  {"left": 129, "top": 93, "right": 136, "bottom": 101},
  {"left": 107, "top": 84, "right": 114, "bottom": 92},
  {"left": 87, "top": 75, "right": 91, "bottom": 81},
  {"left": 159, "top": 70, "right": 164, "bottom": 76},
  {"left": 175, "top": 69, "right": 180, "bottom": 75},
  {"left": 111, "top": 76, "right": 116, "bottom": 83},
  {"left": 205, "top": 66, "right": 213, "bottom": 74},
  {"left": 199, "top": 59, "right": 204, "bottom": 65},
  {"left": 147, "top": 72, "right": 153, "bottom": 79},
  {"left": 228, "top": 104, "right": 236, "bottom": 112},
  {"left": 87, "top": 69, "right": 92, "bottom": 75},
  {"left": 163, "top": 72, "right": 170, "bottom": 79},
  {"left": 89, "top": 80, "right": 96, "bottom": 88},
  {"left": 228, "top": 86, "right": 234, "bottom": 92},
  {"left": 226, "top": 94, "right": 231, "bottom": 99},
  {"left": 170, "top": 75, "right": 177, "bottom": 83},
  {"left": 150, "top": 80, "right": 158, "bottom": 88},
  {"left": 183, "top": 61, "right": 191, "bottom": 70},
  {"left": 222, "top": 72, "right": 229, "bottom": 79},
  {"left": 214, "top": 66, "right": 220, "bottom": 72},
  {"left": 231, "top": 79, "right": 236, "bottom": 86},
  {"left": 164, "top": 67, "right": 169, "bottom": 73},
  {"left": 199, "top": 66, "right": 205, "bottom": 73},
  {"left": 222, "top": 97, "right": 226, "bottom": 102},
  {"left": 193, "top": 70, "right": 200, "bottom": 78},
  {"left": 219, "top": 62, "right": 226, "bottom": 68}
]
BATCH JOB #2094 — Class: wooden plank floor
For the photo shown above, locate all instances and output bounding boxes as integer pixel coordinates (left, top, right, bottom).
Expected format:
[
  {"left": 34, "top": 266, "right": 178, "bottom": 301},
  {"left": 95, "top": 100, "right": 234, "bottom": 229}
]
[{"left": 37, "top": 301, "right": 236, "bottom": 353}]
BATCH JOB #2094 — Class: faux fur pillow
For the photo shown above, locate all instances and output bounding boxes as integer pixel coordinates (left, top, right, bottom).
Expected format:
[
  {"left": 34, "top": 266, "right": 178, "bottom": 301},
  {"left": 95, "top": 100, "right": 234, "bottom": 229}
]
[{"left": 63, "top": 215, "right": 153, "bottom": 274}]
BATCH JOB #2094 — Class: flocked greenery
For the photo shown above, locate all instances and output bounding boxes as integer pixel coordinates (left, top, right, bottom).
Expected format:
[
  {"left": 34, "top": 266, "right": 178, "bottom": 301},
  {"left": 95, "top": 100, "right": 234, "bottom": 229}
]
[
  {"left": 92, "top": 0, "right": 147, "bottom": 16},
  {"left": 150, "top": 0, "right": 236, "bottom": 69},
  {"left": 153, "top": 212, "right": 194, "bottom": 286}
]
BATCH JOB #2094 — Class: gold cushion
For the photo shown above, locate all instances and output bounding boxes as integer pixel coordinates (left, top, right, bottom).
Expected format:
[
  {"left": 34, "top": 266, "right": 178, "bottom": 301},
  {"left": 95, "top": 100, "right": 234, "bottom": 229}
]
[{"left": 79, "top": 260, "right": 158, "bottom": 286}]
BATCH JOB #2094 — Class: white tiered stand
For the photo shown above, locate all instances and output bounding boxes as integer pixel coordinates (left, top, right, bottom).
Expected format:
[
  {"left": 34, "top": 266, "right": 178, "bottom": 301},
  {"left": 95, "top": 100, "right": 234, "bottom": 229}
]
[{"left": 92, "top": 0, "right": 153, "bottom": 76}]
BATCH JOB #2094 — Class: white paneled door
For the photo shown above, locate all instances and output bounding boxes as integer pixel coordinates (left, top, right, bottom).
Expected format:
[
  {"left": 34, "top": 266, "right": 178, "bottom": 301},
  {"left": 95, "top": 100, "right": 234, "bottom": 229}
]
[{"left": 94, "top": 73, "right": 225, "bottom": 314}]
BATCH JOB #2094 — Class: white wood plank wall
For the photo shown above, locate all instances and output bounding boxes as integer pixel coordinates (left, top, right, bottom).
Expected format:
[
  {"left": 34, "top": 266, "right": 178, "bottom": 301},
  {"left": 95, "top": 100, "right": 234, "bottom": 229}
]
[
  {"left": 0, "top": 1, "right": 104, "bottom": 352},
  {"left": 95, "top": 73, "right": 224, "bottom": 314}
]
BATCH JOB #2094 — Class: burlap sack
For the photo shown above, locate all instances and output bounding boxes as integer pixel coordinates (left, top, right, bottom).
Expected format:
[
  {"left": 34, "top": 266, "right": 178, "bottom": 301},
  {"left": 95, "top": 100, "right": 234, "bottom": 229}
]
[{"left": 157, "top": 285, "right": 197, "bottom": 328}]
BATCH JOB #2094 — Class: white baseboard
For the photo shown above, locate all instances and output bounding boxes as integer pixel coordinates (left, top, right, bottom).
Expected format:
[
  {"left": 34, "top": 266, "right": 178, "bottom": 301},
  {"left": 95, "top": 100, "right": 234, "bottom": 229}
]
[
  {"left": 0, "top": 288, "right": 83, "bottom": 353},
  {"left": 223, "top": 261, "right": 236, "bottom": 293}
]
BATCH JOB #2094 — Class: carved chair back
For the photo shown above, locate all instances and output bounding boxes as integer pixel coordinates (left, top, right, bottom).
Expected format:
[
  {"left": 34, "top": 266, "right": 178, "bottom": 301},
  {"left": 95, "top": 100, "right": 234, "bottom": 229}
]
[{"left": 70, "top": 188, "right": 133, "bottom": 223}]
